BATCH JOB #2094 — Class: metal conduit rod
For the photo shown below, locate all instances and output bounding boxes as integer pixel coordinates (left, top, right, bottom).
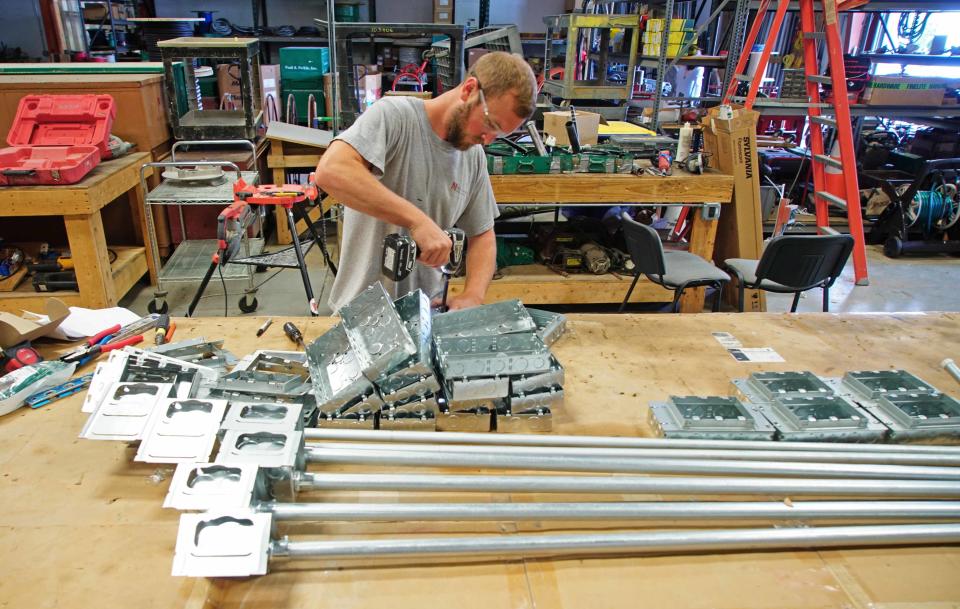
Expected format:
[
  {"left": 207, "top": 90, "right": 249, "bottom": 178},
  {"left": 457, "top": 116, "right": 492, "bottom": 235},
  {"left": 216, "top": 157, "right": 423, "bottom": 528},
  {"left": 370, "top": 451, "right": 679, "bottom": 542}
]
[
  {"left": 264, "top": 500, "right": 960, "bottom": 522},
  {"left": 304, "top": 447, "right": 960, "bottom": 481},
  {"left": 270, "top": 523, "right": 960, "bottom": 560},
  {"left": 296, "top": 472, "right": 960, "bottom": 497},
  {"left": 305, "top": 441, "right": 960, "bottom": 468},
  {"left": 302, "top": 428, "right": 960, "bottom": 455}
]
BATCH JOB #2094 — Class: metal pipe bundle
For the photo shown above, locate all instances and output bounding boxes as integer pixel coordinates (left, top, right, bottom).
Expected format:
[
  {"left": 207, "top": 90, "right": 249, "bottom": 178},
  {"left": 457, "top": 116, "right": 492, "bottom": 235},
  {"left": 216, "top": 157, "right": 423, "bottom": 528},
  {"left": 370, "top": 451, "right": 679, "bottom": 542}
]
[
  {"left": 304, "top": 446, "right": 960, "bottom": 480},
  {"left": 303, "top": 427, "right": 960, "bottom": 455},
  {"left": 270, "top": 523, "right": 960, "bottom": 560},
  {"left": 305, "top": 440, "right": 960, "bottom": 467},
  {"left": 296, "top": 472, "right": 960, "bottom": 498},
  {"left": 264, "top": 500, "right": 960, "bottom": 522}
]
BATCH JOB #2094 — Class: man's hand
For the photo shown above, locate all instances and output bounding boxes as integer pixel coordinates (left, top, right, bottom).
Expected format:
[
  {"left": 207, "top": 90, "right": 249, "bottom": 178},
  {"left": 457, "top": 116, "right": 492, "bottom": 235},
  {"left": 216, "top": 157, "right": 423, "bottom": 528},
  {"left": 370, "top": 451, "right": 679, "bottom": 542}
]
[
  {"left": 443, "top": 291, "right": 484, "bottom": 311},
  {"left": 410, "top": 217, "right": 453, "bottom": 267}
]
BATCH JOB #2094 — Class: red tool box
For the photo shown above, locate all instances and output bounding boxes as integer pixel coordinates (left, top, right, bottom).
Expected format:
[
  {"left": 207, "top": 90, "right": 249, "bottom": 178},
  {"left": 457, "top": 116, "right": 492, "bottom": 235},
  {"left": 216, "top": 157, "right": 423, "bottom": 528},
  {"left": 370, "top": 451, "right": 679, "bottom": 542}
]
[{"left": 0, "top": 94, "right": 116, "bottom": 186}]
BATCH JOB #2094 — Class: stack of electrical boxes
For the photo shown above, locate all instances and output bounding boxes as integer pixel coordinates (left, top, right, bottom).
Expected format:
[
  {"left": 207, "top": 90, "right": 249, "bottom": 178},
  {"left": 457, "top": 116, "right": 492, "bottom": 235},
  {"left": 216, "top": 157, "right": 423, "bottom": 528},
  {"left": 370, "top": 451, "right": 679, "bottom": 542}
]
[
  {"left": 279, "top": 47, "right": 329, "bottom": 126},
  {"left": 307, "top": 283, "right": 566, "bottom": 433},
  {"left": 642, "top": 18, "right": 696, "bottom": 57}
]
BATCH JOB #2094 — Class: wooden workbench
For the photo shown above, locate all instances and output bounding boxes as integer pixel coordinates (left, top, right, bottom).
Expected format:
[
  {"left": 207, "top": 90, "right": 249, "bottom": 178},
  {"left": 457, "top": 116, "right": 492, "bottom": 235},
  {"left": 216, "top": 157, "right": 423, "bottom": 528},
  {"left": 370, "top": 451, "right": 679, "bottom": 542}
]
[
  {"left": 450, "top": 170, "right": 734, "bottom": 313},
  {"left": 2, "top": 312, "right": 959, "bottom": 608},
  {"left": 0, "top": 152, "right": 153, "bottom": 312}
]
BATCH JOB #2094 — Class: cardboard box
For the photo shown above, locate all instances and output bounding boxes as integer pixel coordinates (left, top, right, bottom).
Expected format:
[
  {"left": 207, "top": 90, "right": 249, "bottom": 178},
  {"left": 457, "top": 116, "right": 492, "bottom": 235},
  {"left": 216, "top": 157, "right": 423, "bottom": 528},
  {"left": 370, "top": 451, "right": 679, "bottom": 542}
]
[
  {"left": 701, "top": 104, "right": 765, "bottom": 312},
  {"left": 434, "top": 9, "right": 453, "bottom": 23},
  {"left": 0, "top": 298, "right": 68, "bottom": 348},
  {"left": 543, "top": 110, "right": 601, "bottom": 147},
  {"left": 863, "top": 76, "right": 947, "bottom": 107},
  {"left": 216, "top": 63, "right": 242, "bottom": 99},
  {"left": 433, "top": 0, "right": 451, "bottom": 6},
  {"left": 260, "top": 64, "right": 280, "bottom": 123}
]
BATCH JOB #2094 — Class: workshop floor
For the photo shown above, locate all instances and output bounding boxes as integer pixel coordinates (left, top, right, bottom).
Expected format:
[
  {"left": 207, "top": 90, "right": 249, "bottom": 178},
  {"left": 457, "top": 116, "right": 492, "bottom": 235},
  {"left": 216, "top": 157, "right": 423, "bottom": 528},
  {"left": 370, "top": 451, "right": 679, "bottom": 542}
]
[{"left": 119, "top": 244, "right": 960, "bottom": 317}]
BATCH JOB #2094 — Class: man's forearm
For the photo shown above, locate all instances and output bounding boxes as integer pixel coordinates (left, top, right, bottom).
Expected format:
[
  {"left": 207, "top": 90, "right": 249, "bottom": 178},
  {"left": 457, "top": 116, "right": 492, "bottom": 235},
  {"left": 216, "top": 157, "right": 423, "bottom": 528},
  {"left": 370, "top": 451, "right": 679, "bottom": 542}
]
[
  {"left": 315, "top": 142, "right": 429, "bottom": 229},
  {"left": 461, "top": 229, "right": 497, "bottom": 300}
]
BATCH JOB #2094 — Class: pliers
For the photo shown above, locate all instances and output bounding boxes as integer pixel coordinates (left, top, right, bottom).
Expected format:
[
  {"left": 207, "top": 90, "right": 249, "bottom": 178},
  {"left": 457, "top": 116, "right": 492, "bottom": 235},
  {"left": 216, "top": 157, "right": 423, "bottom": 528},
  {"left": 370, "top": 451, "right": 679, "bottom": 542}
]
[{"left": 60, "top": 324, "right": 143, "bottom": 364}]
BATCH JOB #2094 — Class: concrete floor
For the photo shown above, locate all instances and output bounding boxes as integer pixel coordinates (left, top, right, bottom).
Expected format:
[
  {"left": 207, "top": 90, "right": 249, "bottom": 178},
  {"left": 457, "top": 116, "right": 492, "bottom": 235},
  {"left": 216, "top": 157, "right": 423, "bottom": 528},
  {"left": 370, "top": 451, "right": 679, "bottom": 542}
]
[{"left": 119, "top": 243, "right": 960, "bottom": 317}]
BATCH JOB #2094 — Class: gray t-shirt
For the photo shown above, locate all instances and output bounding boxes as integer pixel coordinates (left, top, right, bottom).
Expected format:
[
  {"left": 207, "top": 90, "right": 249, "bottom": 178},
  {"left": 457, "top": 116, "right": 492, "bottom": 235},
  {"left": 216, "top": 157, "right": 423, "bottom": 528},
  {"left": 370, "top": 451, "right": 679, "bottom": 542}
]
[{"left": 327, "top": 96, "right": 498, "bottom": 312}]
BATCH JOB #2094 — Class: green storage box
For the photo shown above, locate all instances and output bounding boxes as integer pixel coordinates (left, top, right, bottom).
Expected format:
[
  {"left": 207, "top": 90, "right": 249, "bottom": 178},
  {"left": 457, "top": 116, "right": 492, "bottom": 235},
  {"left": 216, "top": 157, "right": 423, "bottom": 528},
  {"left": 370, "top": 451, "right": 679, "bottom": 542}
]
[
  {"left": 334, "top": 3, "right": 360, "bottom": 22},
  {"left": 280, "top": 47, "right": 330, "bottom": 86}
]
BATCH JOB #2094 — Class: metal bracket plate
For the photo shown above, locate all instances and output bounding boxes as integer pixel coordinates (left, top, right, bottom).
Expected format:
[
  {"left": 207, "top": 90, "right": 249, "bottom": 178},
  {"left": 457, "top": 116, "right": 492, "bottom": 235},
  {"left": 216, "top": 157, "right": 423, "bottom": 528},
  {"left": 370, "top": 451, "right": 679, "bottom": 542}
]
[
  {"left": 511, "top": 356, "right": 565, "bottom": 394},
  {"left": 445, "top": 375, "right": 510, "bottom": 401},
  {"left": 306, "top": 323, "right": 379, "bottom": 412},
  {"left": 316, "top": 407, "right": 376, "bottom": 429},
  {"left": 526, "top": 308, "right": 568, "bottom": 347},
  {"left": 164, "top": 462, "right": 265, "bottom": 511},
  {"left": 215, "top": 370, "right": 310, "bottom": 397},
  {"left": 648, "top": 395, "right": 776, "bottom": 440},
  {"left": 841, "top": 369, "right": 938, "bottom": 399},
  {"left": 135, "top": 397, "right": 228, "bottom": 463},
  {"left": 80, "top": 382, "right": 174, "bottom": 441},
  {"left": 171, "top": 510, "right": 271, "bottom": 577},
  {"left": 432, "top": 299, "right": 536, "bottom": 338},
  {"left": 511, "top": 386, "right": 564, "bottom": 412},
  {"left": 733, "top": 371, "right": 835, "bottom": 403},
  {"left": 221, "top": 402, "right": 305, "bottom": 432},
  {"left": 496, "top": 402, "right": 553, "bottom": 433},
  {"left": 868, "top": 392, "right": 960, "bottom": 440},
  {"left": 756, "top": 395, "right": 888, "bottom": 442},
  {"left": 216, "top": 430, "right": 304, "bottom": 470},
  {"left": 435, "top": 332, "right": 552, "bottom": 378},
  {"left": 437, "top": 401, "right": 493, "bottom": 432},
  {"left": 338, "top": 282, "right": 417, "bottom": 379},
  {"left": 380, "top": 408, "right": 437, "bottom": 430}
]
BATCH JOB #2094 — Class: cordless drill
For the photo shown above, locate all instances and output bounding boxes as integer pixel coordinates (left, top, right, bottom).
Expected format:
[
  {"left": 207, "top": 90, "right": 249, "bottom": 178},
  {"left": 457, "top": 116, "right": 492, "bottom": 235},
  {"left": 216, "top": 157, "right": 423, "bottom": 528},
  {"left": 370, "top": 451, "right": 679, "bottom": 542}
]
[{"left": 381, "top": 228, "right": 465, "bottom": 309}]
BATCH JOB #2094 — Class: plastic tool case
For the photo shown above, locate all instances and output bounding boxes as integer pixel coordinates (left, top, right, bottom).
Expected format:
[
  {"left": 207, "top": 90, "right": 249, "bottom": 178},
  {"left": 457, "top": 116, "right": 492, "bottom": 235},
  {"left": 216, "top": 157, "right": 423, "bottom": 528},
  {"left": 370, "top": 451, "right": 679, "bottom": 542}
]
[{"left": 0, "top": 94, "right": 116, "bottom": 186}]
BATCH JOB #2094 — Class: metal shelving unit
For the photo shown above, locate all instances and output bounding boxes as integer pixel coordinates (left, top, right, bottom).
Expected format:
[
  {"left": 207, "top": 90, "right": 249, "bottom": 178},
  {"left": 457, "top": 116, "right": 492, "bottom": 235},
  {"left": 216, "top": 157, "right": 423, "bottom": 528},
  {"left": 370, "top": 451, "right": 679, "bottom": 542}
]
[{"left": 78, "top": 0, "right": 138, "bottom": 55}]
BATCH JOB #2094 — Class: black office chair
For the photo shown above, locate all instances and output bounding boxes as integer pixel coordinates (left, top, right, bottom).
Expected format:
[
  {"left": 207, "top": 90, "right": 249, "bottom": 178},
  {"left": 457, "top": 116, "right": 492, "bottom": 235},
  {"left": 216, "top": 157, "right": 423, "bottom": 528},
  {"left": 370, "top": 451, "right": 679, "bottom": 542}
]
[
  {"left": 724, "top": 234, "right": 854, "bottom": 313},
  {"left": 619, "top": 213, "right": 730, "bottom": 313}
]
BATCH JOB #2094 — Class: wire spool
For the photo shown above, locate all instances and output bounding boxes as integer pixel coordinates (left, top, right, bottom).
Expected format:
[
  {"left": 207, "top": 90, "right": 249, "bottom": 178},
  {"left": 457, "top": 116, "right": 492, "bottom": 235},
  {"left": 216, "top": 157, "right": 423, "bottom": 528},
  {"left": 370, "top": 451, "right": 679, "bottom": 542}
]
[
  {"left": 913, "top": 190, "right": 953, "bottom": 234},
  {"left": 138, "top": 19, "right": 196, "bottom": 61}
]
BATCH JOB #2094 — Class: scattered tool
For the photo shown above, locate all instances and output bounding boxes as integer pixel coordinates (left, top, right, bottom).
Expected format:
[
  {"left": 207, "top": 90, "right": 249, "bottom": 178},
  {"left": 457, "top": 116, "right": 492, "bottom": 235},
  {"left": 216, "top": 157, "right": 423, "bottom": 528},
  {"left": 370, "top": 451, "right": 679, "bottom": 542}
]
[
  {"left": 111, "top": 314, "right": 161, "bottom": 343},
  {"left": 657, "top": 149, "right": 674, "bottom": 176},
  {"left": 283, "top": 322, "right": 304, "bottom": 349},
  {"left": 25, "top": 373, "right": 94, "bottom": 408},
  {"left": 381, "top": 229, "right": 466, "bottom": 283},
  {"left": 566, "top": 106, "right": 581, "bottom": 153},
  {"left": 256, "top": 318, "right": 273, "bottom": 337},
  {"left": 60, "top": 324, "right": 143, "bottom": 364},
  {"left": 155, "top": 314, "right": 170, "bottom": 345},
  {"left": 525, "top": 120, "right": 548, "bottom": 156},
  {"left": 3, "top": 342, "right": 42, "bottom": 373},
  {"left": 165, "top": 321, "right": 177, "bottom": 344}
]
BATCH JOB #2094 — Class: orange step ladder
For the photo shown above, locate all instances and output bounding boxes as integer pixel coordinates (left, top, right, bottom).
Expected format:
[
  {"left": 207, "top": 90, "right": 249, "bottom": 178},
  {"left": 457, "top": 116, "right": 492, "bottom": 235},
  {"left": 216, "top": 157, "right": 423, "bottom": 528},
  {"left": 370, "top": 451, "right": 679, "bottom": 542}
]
[{"left": 723, "top": 0, "right": 869, "bottom": 286}]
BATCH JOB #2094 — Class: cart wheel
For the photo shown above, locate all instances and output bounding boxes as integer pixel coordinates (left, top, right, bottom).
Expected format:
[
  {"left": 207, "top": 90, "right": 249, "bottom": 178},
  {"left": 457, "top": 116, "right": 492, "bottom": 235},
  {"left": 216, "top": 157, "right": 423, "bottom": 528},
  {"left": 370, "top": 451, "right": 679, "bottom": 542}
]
[
  {"left": 884, "top": 236, "right": 903, "bottom": 258},
  {"left": 147, "top": 299, "right": 169, "bottom": 314},
  {"left": 255, "top": 264, "right": 268, "bottom": 273},
  {"left": 238, "top": 295, "right": 258, "bottom": 313}
]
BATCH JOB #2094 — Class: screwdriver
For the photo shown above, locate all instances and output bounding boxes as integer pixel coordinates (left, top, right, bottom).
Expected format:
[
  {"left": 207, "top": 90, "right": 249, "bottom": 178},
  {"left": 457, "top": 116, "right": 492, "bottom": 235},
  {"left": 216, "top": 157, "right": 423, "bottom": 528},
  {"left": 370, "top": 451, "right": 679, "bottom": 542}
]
[
  {"left": 256, "top": 318, "right": 273, "bottom": 337},
  {"left": 283, "top": 321, "right": 304, "bottom": 348},
  {"left": 154, "top": 314, "right": 170, "bottom": 345}
]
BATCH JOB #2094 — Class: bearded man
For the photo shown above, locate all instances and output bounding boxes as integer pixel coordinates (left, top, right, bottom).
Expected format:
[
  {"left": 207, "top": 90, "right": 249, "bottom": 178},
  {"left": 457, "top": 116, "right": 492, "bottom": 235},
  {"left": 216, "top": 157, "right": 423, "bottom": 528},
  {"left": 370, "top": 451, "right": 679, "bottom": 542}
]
[{"left": 314, "top": 52, "right": 536, "bottom": 312}]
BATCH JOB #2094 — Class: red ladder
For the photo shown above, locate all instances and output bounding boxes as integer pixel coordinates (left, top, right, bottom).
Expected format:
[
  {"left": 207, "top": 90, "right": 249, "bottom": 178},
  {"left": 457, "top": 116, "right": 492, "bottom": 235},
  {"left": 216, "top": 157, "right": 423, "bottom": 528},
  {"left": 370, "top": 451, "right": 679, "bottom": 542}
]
[{"left": 723, "top": 0, "right": 869, "bottom": 286}]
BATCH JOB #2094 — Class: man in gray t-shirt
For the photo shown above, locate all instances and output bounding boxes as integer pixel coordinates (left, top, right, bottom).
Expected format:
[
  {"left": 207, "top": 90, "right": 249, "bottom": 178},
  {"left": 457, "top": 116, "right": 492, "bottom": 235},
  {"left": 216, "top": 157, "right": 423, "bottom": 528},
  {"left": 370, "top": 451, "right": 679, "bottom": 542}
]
[{"left": 315, "top": 52, "right": 536, "bottom": 312}]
